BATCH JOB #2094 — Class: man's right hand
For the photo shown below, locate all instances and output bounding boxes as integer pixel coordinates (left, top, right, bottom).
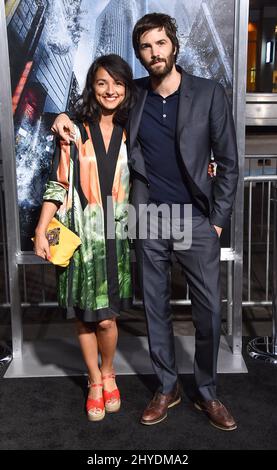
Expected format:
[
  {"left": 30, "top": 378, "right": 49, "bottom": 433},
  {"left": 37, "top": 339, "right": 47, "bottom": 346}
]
[{"left": 51, "top": 113, "right": 75, "bottom": 143}]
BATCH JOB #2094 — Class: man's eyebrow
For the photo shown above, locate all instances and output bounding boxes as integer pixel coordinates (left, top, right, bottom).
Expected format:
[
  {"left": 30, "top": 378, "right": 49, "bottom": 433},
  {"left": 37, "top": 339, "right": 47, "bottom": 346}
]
[{"left": 140, "top": 39, "right": 167, "bottom": 47}]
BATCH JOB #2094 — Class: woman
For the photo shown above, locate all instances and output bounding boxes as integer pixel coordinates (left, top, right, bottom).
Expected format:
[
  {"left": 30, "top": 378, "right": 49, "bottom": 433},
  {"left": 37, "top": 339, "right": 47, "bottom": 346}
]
[{"left": 34, "top": 55, "right": 135, "bottom": 421}]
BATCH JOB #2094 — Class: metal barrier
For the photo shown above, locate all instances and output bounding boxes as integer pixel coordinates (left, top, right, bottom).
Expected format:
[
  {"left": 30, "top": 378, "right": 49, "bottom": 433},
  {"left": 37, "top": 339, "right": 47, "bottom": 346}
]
[
  {"left": 247, "top": 181, "right": 277, "bottom": 364},
  {"left": 243, "top": 174, "right": 277, "bottom": 307},
  {"left": 0, "top": 181, "right": 9, "bottom": 306}
]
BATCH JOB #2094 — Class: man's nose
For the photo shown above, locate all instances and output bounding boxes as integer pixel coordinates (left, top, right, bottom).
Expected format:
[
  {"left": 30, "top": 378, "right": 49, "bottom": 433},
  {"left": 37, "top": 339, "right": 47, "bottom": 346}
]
[{"left": 151, "top": 46, "right": 160, "bottom": 58}]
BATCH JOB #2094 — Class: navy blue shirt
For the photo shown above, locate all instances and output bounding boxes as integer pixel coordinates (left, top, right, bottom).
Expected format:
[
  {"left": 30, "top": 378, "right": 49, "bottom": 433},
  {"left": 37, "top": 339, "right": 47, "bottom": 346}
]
[{"left": 138, "top": 86, "right": 202, "bottom": 215}]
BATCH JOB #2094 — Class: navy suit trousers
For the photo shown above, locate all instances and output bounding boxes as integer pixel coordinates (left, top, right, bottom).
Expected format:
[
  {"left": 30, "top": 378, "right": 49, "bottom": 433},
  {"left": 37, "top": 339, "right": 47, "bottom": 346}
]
[{"left": 136, "top": 214, "right": 221, "bottom": 401}]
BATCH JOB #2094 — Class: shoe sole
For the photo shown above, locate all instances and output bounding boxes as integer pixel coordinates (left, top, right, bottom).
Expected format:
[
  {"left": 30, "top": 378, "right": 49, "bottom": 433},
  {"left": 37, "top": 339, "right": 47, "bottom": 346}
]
[
  {"left": 87, "top": 410, "right": 105, "bottom": 422},
  {"left": 194, "top": 402, "right": 237, "bottom": 431},
  {"left": 140, "top": 396, "right": 181, "bottom": 426},
  {"left": 105, "top": 399, "right": 121, "bottom": 413},
  {"left": 209, "top": 421, "right": 237, "bottom": 431}
]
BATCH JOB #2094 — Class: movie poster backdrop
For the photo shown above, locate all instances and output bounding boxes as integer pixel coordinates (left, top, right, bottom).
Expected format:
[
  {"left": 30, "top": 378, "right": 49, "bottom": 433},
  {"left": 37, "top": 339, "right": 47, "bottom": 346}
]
[{"left": 5, "top": 0, "right": 235, "bottom": 250}]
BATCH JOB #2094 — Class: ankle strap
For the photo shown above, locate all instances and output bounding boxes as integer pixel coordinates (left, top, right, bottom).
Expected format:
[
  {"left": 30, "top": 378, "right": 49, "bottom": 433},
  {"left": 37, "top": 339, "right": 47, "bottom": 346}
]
[
  {"left": 88, "top": 382, "right": 103, "bottom": 388},
  {"left": 102, "top": 373, "right": 116, "bottom": 380}
]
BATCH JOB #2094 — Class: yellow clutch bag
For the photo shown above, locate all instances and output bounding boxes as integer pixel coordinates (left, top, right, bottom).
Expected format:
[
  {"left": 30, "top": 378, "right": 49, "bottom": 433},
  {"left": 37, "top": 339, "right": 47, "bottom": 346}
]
[{"left": 33, "top": 218, "right": 81, "bottom": 268}]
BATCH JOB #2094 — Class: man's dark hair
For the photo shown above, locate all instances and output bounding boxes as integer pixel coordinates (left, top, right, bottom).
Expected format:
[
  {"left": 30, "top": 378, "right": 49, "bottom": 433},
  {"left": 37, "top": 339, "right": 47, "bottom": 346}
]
[
  {"left": 74, "top": 54, "right": 135, "bottom": 126},
  {"left": 132, "top": 13, "right": 179, "bottom": 61}
]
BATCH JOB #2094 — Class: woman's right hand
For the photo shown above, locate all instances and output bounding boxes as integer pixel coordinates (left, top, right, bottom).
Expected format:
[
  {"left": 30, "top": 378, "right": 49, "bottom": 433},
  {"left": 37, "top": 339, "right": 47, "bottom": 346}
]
[
  {"left": 51, "top": 113, "right": 75, "bottom": 143},
  {"left": 34, "top": 233, "right": 51, "bottom": 261}
]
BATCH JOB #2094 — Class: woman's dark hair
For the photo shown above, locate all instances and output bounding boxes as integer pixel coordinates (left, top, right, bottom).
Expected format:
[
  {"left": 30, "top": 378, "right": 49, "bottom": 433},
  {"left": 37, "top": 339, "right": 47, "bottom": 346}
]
[
  {"left": 74, "top": 54, "right": 135, "bottom": 126},
  {"left": 132, "top": 13, "right": 179, "bottom": 62}
]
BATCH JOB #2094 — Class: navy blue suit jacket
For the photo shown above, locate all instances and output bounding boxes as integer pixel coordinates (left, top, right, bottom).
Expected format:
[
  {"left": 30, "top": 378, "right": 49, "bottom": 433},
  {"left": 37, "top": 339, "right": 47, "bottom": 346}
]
[{"left": 127, "top": 66, "right": 239, "bottom": 228}]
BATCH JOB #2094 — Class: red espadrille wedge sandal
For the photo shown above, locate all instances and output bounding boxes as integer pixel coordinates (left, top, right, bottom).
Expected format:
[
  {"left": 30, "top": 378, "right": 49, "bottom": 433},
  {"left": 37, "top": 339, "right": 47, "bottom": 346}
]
[
  {"left": 86, "top": 382, "right": 105, "bottom": 421},
  {"left": 102, "top": 372, "right": 121, "bottom": 413}
]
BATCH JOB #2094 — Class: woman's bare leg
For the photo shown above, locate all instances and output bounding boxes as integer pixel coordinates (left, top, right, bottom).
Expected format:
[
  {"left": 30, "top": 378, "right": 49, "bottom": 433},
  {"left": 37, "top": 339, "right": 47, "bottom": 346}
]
[
  {"left": 75, "top": 319, "right": 102, "bottom": 399},
  {"left": 96, "top": 317, "right": 118, "bottom": 393}
]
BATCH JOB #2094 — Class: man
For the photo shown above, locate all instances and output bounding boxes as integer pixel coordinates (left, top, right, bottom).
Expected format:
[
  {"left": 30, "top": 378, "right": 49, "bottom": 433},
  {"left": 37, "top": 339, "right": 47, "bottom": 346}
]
[{"left": 52, "top": 13, "right": 238, "bottom": 431}]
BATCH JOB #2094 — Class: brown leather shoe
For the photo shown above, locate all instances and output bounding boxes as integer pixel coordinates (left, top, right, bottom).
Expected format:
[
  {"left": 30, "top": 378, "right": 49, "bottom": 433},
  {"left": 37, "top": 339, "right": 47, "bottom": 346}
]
[
  {"left": 195, "top": 399, "right": 237, "bottom": 431},
  {"left": 141, "top": 385, "right": 181, "bottom": 426}
]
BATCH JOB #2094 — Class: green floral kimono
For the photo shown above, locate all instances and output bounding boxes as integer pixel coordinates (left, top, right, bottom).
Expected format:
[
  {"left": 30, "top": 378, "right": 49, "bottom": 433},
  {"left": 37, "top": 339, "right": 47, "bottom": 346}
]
[{"left": 43, "top": 121, "right": 132, "bottom": 322}]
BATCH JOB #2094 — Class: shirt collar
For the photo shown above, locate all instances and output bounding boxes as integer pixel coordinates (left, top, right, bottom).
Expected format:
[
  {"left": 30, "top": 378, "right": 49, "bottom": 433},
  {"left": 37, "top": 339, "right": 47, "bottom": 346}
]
[{"left": 148, "top": 79, "right": 181, "bottom": 99}]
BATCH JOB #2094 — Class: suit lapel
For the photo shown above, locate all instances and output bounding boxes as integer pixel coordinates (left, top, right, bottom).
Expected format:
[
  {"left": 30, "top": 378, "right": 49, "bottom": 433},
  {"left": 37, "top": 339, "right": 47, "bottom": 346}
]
[
  {"left": 127, "top": 78, "right": 149, "bottom": 180},
  {"left": 129, "top": 82, "right": 148, "bottom": 151},
  {"left": 176, "top": 69, "right": 195, "bottom": 146}
]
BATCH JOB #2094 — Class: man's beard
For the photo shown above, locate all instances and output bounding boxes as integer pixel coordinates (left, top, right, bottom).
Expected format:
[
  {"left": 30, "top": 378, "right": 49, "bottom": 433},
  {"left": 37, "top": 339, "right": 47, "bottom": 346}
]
[{"left": 143, "top": 53, "right": 175, "bottom": 79}]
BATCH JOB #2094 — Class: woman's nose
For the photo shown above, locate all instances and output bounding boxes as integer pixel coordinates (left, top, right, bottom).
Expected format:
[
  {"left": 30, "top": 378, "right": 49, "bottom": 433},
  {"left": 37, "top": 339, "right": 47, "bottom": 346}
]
[{"left": 106, "top": 83, "right": 115, "bottom": 94}]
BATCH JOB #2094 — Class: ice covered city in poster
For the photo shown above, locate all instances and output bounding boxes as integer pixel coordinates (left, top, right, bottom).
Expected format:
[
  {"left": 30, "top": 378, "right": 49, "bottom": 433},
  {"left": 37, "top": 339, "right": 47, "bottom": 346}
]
[{"left": 5, "top": 0, "right": 235, "bottom": 249}]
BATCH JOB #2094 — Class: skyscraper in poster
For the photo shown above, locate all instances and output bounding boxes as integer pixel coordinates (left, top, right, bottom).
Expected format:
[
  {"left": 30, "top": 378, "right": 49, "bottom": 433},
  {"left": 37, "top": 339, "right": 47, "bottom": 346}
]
[{"left": 94, "top": 0, "right": 148, "bottom": 78}]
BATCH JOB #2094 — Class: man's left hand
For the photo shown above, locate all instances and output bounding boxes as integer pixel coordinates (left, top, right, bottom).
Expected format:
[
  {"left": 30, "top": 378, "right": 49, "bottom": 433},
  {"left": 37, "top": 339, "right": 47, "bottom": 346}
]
[{"left": 213, "top": 225, "right": 222, "bottom": 237}]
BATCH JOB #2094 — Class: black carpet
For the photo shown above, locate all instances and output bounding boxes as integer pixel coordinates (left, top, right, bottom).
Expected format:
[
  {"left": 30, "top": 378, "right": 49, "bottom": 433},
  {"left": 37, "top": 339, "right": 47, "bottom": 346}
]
[{"left": 0, "top": 342, "right": 277, "bottom": 450}]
